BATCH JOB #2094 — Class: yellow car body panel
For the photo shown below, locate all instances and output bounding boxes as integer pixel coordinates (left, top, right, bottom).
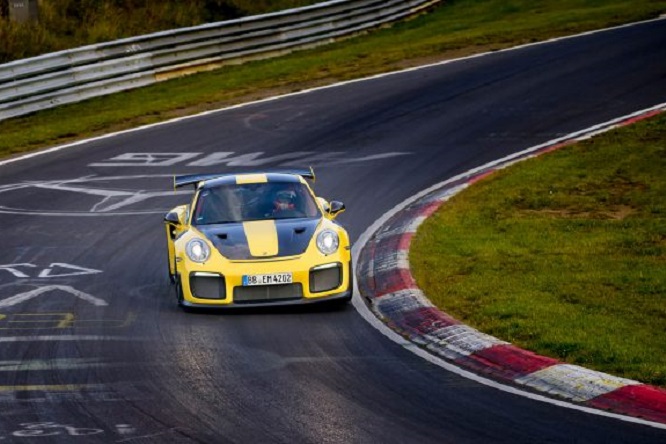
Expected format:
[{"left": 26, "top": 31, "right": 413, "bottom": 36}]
[{"left": 165, "top": 171, "right": 352, "bottom": 308}]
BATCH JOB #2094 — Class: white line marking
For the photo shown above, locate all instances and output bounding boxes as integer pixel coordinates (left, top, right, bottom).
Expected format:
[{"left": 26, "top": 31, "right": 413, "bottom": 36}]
[
  {"left": 115, "top": 424, "right": 137, "bottom": 436},
  {"left": 352, "top": 103, "right": 666, "bottom": 430},
  {"left": 0, "top": 263, "right": 102, "bottom": 279},
  {"left": 89, "top": 152, "right": 202, "bottom": 167},
  {"left": 0, "top": 207, "right": 164, "bottom": 217},
  {"left": 0, "top": 17, "right": 662, "bottom": 169},
  {"left": 38, "top": 263, "right": 102, "bottom": 278},
  {"left": 0, "top": 358, "right": 120, "bottom": 371},
  {"left": 0, "top": 285, "right": 108, "bottom": 308},
  {"left": 0, "top": 335, "right": 136, "bottom": 342},
  {"left": 0, "top": 264, "right": 36, "bottom": 278}
]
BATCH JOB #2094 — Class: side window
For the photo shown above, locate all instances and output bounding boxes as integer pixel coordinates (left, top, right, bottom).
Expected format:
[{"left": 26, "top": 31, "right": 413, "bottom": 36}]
[{"left": 194, "top": 190, "right": 209, "bottom": 224}]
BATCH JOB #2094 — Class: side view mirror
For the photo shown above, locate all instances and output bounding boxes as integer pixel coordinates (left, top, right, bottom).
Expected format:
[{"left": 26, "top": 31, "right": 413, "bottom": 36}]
[
  {"left": 164, "top": 211, "right": 180, "bottom": 224},
  {"left": 328, "top": 201, "right": 345, "bottom": 217},
  {"left": 164, "top": 205, "right": 189, "bottom": 225}
]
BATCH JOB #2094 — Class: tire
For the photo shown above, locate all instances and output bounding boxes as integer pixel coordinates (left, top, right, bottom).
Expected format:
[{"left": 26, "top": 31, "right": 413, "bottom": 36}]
[
  {"left": 168, "top": 260, "right": 176, "bottom": 284},
  {"left": 174, "top": 274, "right": 185, "bottom": 306}
]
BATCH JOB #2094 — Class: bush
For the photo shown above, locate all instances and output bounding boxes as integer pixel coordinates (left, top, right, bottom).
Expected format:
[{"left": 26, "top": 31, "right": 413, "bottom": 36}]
[{"left": 0, "top": 0, "right": 322, "bottom": 63}]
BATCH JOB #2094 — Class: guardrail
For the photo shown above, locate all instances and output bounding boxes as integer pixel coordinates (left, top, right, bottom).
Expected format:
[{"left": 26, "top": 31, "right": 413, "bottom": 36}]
[{"left": 0, "top": 0, "right": 442, "bottom": 122}]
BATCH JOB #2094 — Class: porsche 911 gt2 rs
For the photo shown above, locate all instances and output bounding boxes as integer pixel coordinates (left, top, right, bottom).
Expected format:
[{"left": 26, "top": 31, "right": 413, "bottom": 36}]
[{"left": 164, "top": 169, "right": 352, "bottom": 309}]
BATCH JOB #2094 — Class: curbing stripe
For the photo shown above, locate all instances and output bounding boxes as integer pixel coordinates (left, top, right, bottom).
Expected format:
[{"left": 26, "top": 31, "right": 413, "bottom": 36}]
[
  {"left": 400, "top": 307, "right": 461, "bottom": 335},
  {"left": 427, "top": 324, "right": 507, "bottom": 358},
  {"left": 374, "top": 289, "right": 434, "bottom": 315},
  {"left": 455, "top": 344, "right": 559, "bottom": 383},
  {"left": 588, "top": 385, "right": 666, "bottom": 424},
  {"left": 373, "top": 269, "right": 417, "bottom": 297},
  {"left": 516, "top": 364, "right": 641, "bottom": 403},
  {"left": 376, "top": 216, "right": 427, "bottom": 238}
]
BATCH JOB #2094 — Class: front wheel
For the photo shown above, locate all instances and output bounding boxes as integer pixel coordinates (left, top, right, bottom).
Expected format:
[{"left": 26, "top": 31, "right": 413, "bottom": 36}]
[
  {"left": 167, "top": 260, "right": 176, "bottom": 284},
  {"left": 174, "top": 274, "right": 184, "bottom": 306},
  {"left": 174, "top": 275, "right": 197, "bottom": 313}
]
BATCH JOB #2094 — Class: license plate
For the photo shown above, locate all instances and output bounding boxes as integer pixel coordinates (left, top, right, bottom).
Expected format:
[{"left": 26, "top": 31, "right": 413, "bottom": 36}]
[{"left": 242, "top": 272, "right": 293, "bottom": 286}]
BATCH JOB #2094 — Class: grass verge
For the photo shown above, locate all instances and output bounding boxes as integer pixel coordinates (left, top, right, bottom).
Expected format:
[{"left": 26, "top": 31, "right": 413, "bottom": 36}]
[
  {"left": 410, "top": 112, "right": 666, "bottom": 387},
  {"left": 1, "top": 0, "right": 666, "bottom": 159}
]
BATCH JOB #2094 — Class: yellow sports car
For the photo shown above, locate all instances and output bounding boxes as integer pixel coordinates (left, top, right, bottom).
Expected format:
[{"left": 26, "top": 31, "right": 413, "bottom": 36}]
[{"left": 164, "top": 169, "right": 352, "bottom": 309}]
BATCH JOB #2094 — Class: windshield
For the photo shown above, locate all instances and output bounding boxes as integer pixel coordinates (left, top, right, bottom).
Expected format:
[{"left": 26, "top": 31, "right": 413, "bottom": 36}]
[{"left": 193, "top": 181, "right": 320, "bottom": 225}]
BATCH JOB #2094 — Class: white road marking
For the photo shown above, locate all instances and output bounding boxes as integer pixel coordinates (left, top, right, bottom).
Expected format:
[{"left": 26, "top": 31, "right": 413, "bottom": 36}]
[
  {"left": 0, "top": 358, "right": 121, "bottom": 371},
  {"left": 88, "top": 150, "right": 412, "bottom": 168},
  {"left": 115, "top": 424, "right": 137, "bottom": 435},
  {"left": 37, "top": 263, "right": 102, "bottom": 278},
  {"left": 0, "top": 263, "right": 102, "bottom": 279},
  {"left": 0, "top": 285, "right": 107, "bottom": 308},
  {"left": 0, "top": 335, "right": 137, "bottom": 342},
  {"left": 89, "top": 152, "right": 201, "bottom": 167},
  {"left": 0, "top": 207, "right": 164, "bottom": 217},
  {"left": 0, "top": 175, "right": 190, "bottom": 215},
  {"left": 0, "top": 264, "right": 36, "bottom": 278},
  {"left": 186, "top": 151, "right": 313, "bottom": 167},
  {"left": 330, "top": 152, "right": 412, "bottom": 164},
  {"left": 11, "top": 422, "right": 104, "bottom": 437}
]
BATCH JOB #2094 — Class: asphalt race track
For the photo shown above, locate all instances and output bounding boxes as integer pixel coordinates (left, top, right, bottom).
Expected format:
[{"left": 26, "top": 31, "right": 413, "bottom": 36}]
[{"left": 0, "top": 19, "right": 665, "bottom": 443}]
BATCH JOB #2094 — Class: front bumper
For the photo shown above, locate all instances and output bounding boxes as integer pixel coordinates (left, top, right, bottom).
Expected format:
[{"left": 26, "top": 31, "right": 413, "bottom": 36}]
[{"left": 176, "top": 250, "right": 352, "bottom": 307}]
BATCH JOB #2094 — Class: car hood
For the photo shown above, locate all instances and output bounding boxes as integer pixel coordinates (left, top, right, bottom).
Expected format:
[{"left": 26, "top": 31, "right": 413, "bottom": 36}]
[{"left": 197, "top": 217, "right": 321, "bottom": 260}]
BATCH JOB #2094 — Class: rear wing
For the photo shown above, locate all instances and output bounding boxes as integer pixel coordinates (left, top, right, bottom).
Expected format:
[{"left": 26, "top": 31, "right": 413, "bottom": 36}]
[{"left": 173, "top": 167, "right": 315, "bottom": 190}]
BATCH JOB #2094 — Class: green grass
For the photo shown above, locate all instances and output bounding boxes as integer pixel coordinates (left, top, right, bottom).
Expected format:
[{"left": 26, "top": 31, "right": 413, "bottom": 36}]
[
  {"left": 410, "top": 113, "right": 666, "bottom": 386},
  {"left": 1, "top": 0, "right": 666, "bottom": 159}
]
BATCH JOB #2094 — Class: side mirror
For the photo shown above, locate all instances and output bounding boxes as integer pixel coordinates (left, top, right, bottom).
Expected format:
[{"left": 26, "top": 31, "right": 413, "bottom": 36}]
[
  {"left": 328, "top": 201, "right": 345, "bottom": 218},
  {"left": 164, "top": 211, "right": 180, "bottom": 224},
  {"left": 164, "top": 205, "right": 189, "bottom": 225}
]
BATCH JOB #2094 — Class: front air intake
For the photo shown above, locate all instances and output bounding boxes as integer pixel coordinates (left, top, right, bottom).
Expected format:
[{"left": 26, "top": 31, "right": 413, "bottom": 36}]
[
  {"left": 310, "top": 263, "right": 342, "bottom": 293},
  {"left": 233, "top": 284, "right": 303, "bottom": 303},
  {"left": 190, "top": 273, "right": 226, "bottom": 299}
]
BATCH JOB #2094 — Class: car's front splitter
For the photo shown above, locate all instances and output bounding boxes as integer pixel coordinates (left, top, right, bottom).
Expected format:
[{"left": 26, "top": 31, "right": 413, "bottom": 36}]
[{"left": 179, "top": 289, "right": 352, "bottom": 309}]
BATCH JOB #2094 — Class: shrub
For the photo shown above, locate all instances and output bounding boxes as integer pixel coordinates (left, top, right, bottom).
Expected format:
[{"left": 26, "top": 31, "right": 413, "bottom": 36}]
[{"left": 0, "top": 0, "right": 321, "bottom": 63}]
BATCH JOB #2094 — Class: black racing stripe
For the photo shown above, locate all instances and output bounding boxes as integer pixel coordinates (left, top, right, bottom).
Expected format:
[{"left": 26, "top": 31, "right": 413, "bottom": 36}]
[
  {"left": 199, "top": 224, "right": 252, "bottom": 260},
  {"left": 275, "top": 218, "right": 320, "bottom": 256},
  {"left": 201, "top": 175, "right": 238, "bottom": 189},
  {"left": 200, "top": 218, "right": 320, "bottom": 259}
]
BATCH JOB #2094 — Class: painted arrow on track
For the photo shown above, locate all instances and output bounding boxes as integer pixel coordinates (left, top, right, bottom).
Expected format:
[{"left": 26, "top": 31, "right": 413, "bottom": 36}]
[{"left": 0, "top": 286, "right": 108, "bottom": 308}]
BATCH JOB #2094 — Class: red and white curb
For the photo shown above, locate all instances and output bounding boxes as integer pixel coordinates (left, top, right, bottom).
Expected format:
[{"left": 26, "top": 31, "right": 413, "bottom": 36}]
[{"left": 353, "top": 103, "right": 666, "bottom": 426}]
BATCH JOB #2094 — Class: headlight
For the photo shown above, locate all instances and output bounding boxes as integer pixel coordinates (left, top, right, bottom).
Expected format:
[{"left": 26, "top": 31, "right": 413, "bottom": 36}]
[
  {"left": 316, "top": 230, "right": 339, "bottom": 255},
  {"left": 186, "top": 238, "right": 211, "bottom": 263}
]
